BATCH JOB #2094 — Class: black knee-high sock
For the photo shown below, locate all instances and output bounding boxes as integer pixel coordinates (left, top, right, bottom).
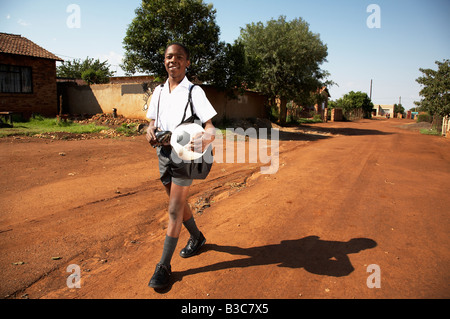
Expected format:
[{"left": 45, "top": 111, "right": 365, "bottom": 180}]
[
  {"left": 183, "top": 216, "right": 201, "bottom": 239},
  {"left": 160, "top": 235, "right": 178, "bottom": 266}
]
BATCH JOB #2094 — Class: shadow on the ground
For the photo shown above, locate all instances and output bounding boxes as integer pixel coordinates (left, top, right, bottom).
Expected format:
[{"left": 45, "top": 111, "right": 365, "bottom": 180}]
[{"left": 153, "top": 235, "right": 377, "bottom": 293}]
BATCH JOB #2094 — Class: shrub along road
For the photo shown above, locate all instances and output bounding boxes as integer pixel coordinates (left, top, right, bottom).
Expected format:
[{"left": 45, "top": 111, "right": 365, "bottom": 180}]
[{"left": 0, "top": 119, "right": 448, "bottom": 299}]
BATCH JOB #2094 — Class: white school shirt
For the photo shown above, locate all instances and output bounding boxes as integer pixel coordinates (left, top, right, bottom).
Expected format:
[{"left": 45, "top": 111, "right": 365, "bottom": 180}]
[{"left": 146, "top": 77, "right": 217, "bottom": 132}]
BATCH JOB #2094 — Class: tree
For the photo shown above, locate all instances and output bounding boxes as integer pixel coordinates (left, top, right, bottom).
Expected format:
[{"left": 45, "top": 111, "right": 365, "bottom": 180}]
[
  {"left": 57, "top": 57, "right": 115, "bottom": 84},
  {"left": 415, "top": 59, "right": 450, "bottom": 118},
  {"left": 332, "top": 91, "right": 374, "bottom": 119},
  {"left": 239, "top": 16, "right": 330, "bottom": 123},
  {"left": 394, "top": 103, "right": 405, "bottom": 115},
  {"left": 207, "top": 41, "right": 259, "bottom": 97},
  {"left": 122, "top": 0, "right": 221, "bottom": 82}
]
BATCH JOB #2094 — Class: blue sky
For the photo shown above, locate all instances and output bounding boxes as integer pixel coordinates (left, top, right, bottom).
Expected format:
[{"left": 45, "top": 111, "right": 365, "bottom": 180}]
[{"left": 1, "top": 0, "right": 449, "bottom": 109}]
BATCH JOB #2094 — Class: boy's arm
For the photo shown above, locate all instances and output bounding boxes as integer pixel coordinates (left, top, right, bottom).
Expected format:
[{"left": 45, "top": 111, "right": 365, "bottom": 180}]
[
  {"left": 146, "top": 119, "right": 157, "bottom": 146},
  {"left": 192, "top": 119, "right": 215, "bottom": 152}
]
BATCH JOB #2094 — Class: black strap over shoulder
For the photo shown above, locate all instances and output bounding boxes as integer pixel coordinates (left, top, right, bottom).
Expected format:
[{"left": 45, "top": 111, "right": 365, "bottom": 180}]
[
  {"left": 156, "top": 84, "right": 200, "bottom": 129},
  {"left": 155, "top": 84, "right": 164, "bottom": 130},
  {"left": 180, "top": 84, "right": 200, "bottom": 125}
]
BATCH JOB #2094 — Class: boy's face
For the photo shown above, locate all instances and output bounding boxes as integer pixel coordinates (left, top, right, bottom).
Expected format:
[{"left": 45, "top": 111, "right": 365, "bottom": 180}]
[{"left": 164, "top": 45, "right": 191, "bottom": 81}]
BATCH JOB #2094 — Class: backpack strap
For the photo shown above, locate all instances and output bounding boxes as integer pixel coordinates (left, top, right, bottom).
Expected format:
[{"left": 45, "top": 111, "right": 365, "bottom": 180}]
[
  {"left": 155, "top": 84, "right": 164, "bottom": 130},
  {"left": 180, "top": 84, "right": 197, "bottom": 124}
]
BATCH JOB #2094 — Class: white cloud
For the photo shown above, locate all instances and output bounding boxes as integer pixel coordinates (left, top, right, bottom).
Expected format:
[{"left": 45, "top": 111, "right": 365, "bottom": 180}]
[
  {"left": 97, "top": 51, "right": 125, "bottom": 75},
  {"left": 343, "top": 81, "right": 355, "bottom": 89},
  {"left": 6, "top": 14, "right": 11, "bottom": 20},
  {"left": 17, "top": 19, "right": 30, "bottom": 27}
]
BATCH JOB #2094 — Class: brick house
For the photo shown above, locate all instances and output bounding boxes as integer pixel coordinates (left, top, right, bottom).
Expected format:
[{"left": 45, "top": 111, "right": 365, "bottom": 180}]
[
  {"left": 287, "top": 86, "right": 331, "bottom": 120},
  {"left": 0, "top": 33, "right": 63, "bottom": 118},
  {"left": 313, "top": 87, "right": 331, "bottom": 114}
]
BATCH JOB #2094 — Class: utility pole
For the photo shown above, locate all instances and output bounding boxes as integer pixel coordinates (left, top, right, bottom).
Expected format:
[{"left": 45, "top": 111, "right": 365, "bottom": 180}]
[{"left": 369, "top": 79, "right": 373, "bottom": 100}]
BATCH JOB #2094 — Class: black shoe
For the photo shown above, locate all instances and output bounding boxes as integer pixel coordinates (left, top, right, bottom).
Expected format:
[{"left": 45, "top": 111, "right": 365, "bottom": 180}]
[
  {"left": 180, "top": 232, "right": 206, "bottom": 258},
  {"left": 148, "top": 263, "right": 171, "bottom": 289}
]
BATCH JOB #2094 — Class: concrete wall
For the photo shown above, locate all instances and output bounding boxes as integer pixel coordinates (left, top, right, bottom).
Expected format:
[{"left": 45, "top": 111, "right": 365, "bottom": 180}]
[
  {"left": 62, "top": 83, "right": 146, "bottom": 119},
  {"left": 372, "top": 104, "right": 395, "bottom": 117},
  {"left": 202, "top": 86, "right": 268, "bottom": 122},
  {"left": 60, "top": 82, "right": 268, "bottom": 123}
]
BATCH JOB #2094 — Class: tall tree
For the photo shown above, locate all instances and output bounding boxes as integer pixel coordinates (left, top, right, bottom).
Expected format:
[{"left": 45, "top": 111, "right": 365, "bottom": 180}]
[
  {"left": 122, "top": 0, "right": 221, "bottom": 82},
  {"left": 57, "top": 57, "right": 115, "bottom": 84},
  {"left": 207, "top": 41, "right": 259, "bottom": 97},
  {"left": 394, "top": 103, "right": 405, "bottom": 116},
  {"left": 239, "top": 16, "right": 330, "bottom": 123},
  {"left": 415, "top": 59, "right": 450, "bottom": 118},
  {"left": 331, "top": 91, "right": 374, "bottom": 119}
]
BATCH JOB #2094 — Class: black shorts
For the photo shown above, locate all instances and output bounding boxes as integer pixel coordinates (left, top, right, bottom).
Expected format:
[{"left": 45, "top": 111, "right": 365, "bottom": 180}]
[{"left": 157, "top": 146, "right": 193, "bottom": 187}]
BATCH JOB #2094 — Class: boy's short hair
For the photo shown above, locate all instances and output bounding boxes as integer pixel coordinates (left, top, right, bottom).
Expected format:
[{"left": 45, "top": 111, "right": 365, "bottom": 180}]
[{"left": 165, "top": 42, "right": 190, "bottom": 60}]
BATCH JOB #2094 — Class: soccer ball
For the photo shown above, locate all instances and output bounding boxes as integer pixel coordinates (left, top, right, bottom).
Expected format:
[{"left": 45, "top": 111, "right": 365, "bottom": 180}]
[{"left": 170, "top": 123, "right": 206, "bottom": 161}]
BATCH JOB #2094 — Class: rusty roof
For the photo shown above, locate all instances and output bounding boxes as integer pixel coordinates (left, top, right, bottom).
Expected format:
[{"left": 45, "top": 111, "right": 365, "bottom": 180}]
[{"left": 0, "top": 33, "right": 63, "bottom": 61}]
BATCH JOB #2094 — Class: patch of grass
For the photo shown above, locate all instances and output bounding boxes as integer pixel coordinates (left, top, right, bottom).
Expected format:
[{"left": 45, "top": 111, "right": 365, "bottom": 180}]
[
  {"left": 115, "top": 123, "right": 140, "bottom": 136},
  {"left": 420, "top": 128, "right": 441, "bottom": 136},
  {"left": 297, "top": 117, "right": 323, "bottom": 124},
  {"left": 0, "top": 116, "right": 109, "bottom": 138}
]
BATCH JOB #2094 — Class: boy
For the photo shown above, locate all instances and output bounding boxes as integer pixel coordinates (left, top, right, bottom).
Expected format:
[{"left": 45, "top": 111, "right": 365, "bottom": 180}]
[{"left": 146, "top": 43, "right": 216, "bottom": 289}]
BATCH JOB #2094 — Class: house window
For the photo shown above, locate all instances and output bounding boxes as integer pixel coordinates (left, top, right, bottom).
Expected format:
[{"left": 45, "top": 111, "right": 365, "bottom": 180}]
[{"left": 0, "top": 64, "right": 33, "bottom": 93}]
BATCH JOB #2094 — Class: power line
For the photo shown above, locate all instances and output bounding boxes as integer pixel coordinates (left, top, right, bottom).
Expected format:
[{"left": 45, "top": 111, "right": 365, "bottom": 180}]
[{"left": 54, "top": 53, "right": 123, "bottom": 69}]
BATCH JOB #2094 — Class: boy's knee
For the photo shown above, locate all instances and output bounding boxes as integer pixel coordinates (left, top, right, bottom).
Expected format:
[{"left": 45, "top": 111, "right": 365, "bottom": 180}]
[{"left": 168, "top": 201, "right": 183, "bottom": 221}]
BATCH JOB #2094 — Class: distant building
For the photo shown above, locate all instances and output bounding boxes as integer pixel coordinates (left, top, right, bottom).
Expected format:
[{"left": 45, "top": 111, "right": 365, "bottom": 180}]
[
  {"left": 0, "top": 32, "right": 63, "bottom": 118},
  {"left": 314, "top": 87, "right": 331, "bottom": 114},
  {"left": 372, "top": 104, "right": 395, "bottom": 117},
  {"left": 287, "top": 87, "right": 331, "bottom": 120},
  {"left": 109, "top": 75, "right": 155, "bottom": 84}
]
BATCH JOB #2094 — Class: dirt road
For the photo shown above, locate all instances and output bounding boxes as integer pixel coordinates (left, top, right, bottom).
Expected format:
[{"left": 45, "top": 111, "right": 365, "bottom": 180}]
[{"left": 1, "top": 119, "right": 449, "bottom": 299}]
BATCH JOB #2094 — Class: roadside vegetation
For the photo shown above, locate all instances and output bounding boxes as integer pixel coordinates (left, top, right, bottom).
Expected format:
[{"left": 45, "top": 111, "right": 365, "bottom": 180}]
[
  {"left": 0, "top": 115, "right": 109, "bottom": 138},
  {"left": 419, "top": 128, "right": 441, "bottom": 136}
]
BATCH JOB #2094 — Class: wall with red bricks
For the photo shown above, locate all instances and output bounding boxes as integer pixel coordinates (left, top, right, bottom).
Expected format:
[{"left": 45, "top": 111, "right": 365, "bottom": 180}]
[
  {"left": 0, "top": 53, "right": 58, "bottom": 118},
  {"left": 331, "top": 108, "right": 343, "bottom": 122}
]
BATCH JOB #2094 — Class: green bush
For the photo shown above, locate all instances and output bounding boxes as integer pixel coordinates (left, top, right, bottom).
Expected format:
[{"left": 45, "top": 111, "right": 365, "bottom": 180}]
[
  {"left": 417, "top": 113, "right": 432, "bottom": 123},
  {"left": 312, "top": 114, "right": 322, "bottom": 121}
]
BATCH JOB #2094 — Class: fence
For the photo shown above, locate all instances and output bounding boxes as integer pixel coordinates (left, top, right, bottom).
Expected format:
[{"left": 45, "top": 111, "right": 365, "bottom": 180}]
[{"left": 443, "top": 116, "right": 449, "bottom": 137}]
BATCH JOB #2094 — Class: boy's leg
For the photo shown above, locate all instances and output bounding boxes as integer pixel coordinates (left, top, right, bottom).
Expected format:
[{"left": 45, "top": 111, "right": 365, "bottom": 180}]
[
  {"left": 164, "top": 182, "right": 204, "bottom": 257},
  {"left": 164, "top": 182, "right": 200, "bottom": 239},
  {"left": 149, "top": 183, "right": 190, "bottom": 289},
  {"left": 182, "top": 203, "right": 201, "bottom": 239},
  {"left": 179, "top": 195, "right": 206, "bottom": 258},
  {"left": 166, "top": 183, "right": 191, "bottom": 238}
]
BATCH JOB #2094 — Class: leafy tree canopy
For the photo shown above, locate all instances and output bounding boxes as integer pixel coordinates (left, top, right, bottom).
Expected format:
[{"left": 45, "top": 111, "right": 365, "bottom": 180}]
[
  {"left": 415, "top": 59, "right": 450, "bottom": 118},
  {"left": 207, "top": 41, "right": 259, "bottom": 97},
  {"left": 239, "top": 16, "right": 330, "bottom": 103},
  {"left": 122, "top": 0, "right": 221, "bottom": 82},
  {"left": 57, "top": 57, "right": 115, "bottom": 84},
  {"left": 331, "top": 91, "right": 374, "bottom": 118},
  {"left": 394, "top": 103, "right": 405, "bottom": 115}
]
